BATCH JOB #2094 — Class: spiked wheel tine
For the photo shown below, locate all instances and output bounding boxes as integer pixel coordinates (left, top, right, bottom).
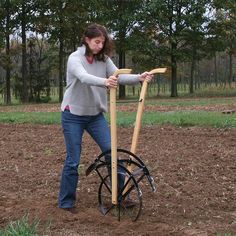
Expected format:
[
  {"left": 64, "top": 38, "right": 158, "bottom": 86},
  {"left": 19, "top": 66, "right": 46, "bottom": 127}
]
[
  {"left": 121, "top": 183, "right": 136, "bottom": 200},
  {"left": 99, "top": 204, "right": 114, "bottom": 216},
  {"left": 99, "top": 205, "right": 107, "bottom": 215},
  {"left": 118, "top": 205, "right": 121, "bottom": 221},
  {"left": 152, "top": 185, "right": 157, "bottom": 193},
  {"left": 98, "top": 170, "right": 142, "bottom": 222},
  {"left": 86, "top": 163, "right": 97, "bottom": 176},
  {"left": 147, "top": 175, "right": 157, "bottom": 192}
]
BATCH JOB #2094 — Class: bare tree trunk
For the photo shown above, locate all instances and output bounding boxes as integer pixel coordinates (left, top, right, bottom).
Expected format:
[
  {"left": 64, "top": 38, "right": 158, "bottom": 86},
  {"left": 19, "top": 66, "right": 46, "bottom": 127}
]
[
  {"left": 228, "top": 51, "right": 232, "bottom": 87},
  {"left": 189, "top": 48, "right": 196, "bottom": 94},
  {"left": 28, "top": 39, "right": 33, "bottom": 100},
  {"left": 118, "top": 50, "right": 126, "bottom": 99},
  {"left": 171, "top": 42, "right": 178, "bottom": 97},
  {"left": 21, "top": 1, "right": 28, "bottom": 102},
  {"left": 59, "top": 40, "right": 64, "bottom": 102},
  {"left": 214, "top": 52, "right": 218, "bottom": 87},
  {"left": 5, "top": 0, "right": 11, "bottom": 104}
]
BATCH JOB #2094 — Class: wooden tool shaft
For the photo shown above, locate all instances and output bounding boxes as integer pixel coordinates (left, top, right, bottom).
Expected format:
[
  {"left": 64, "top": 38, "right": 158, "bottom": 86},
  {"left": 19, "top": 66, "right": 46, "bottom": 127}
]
[
  {"left": 110, "top": 69, "right": 132, "bottom": 204},
  {"left": 130, "top": 67, "right": 167, "bottom": 155},
  {"left": 130, "top": 68, "right": 166, "bottom": 154},
  {"left": 124, "top": 67, "right": 167, "bottom": 194},
  {"left": 110, "top": 88, "right": 118, "bottom": 204},
  {"left": 130, "top": 80, "right": 148, "bottom": 154}
]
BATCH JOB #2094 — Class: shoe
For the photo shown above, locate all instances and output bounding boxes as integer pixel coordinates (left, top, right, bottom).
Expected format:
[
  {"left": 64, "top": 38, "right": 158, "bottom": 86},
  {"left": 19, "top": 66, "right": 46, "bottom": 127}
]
[
  {"left": 121, "top": 199, "right": 137, "bottom": 208},
  {"left": 61, "top": 207, "right": 78, "bottom": 214}
]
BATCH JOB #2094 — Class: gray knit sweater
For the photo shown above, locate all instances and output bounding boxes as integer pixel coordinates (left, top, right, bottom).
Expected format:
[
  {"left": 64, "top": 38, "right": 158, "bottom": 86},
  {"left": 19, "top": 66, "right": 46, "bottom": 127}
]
[{"left": 61, "top": 45, "right": 140, "bottom": 116}]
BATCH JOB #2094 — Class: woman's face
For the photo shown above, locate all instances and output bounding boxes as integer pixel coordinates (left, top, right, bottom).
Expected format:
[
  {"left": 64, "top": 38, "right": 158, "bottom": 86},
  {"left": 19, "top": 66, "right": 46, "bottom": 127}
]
[{"left": 85, "top": 35, "right": 105, "bottom": 55}]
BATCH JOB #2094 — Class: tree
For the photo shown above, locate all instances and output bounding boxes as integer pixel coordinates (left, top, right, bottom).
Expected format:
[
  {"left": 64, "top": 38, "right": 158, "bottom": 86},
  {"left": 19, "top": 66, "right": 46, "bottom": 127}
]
[
  {"left": 211, "top": 0, "right": 236, "bottom": 86},
  {"left": 95, "top": 0, "right": 145, "bottom": 99},
  {"left": 0, "top": 0, "right": 17, "bottom": 104},
  {"left": 146, "top": 0, "right": 212, "bottom": 97},
  {"left": 27, "top": 35, "right": 56, "bottom": 102},
  {"left": 12, "top": 0, "right": 40, "bottom": 102},
  {"left": 181, "top": 0, "right": 210, "bottom": 93},
  {"left": 44, "top": 0, "right": 89, "bottom": 102},
  {"left": 204, "top": 15, "right": 226, "bottom": 87}
]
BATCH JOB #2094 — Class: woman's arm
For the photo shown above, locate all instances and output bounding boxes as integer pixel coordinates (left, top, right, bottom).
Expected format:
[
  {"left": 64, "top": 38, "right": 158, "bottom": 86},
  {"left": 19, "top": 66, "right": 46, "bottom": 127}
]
[
  {"left": 106, "top": 57, "right": 140, "bottom": 85},
  {"left": 67, "top": 54, "right": 107, "bottom": 87}
]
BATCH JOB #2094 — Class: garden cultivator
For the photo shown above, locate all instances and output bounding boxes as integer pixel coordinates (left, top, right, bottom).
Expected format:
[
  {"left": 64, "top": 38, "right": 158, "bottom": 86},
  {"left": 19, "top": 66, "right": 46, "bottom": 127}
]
[{"left": 86, "top": 68, "right": 167, "bottom": 221}]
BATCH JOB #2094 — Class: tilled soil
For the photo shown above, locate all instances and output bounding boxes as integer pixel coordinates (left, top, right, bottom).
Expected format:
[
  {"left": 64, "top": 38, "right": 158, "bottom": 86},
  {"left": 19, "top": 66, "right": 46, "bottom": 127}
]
[
  {"left": 0, "top": 97, "right": 235, "bottom": 113},
  {"left": 0, "top": 121, "right": 236, "bottom": 235}
]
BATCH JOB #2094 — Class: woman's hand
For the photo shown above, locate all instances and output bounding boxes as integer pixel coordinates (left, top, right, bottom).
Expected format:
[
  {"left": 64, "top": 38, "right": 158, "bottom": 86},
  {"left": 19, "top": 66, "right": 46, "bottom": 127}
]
[
  {"left": 105, "top": 76, "right": 118, "bottom": 89},
  {"left": 139, "top": 72, "right": 154, "bottom": 83}
]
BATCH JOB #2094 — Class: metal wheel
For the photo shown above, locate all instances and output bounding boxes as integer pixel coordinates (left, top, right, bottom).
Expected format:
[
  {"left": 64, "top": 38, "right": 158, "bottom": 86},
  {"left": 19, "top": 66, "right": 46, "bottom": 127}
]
[
  {"left": 86, "top": 148, "right": 156, "bottom": 221},
  {"left": 86, "top": 149, "right": 156, "bottom": 193},
  {"left": 98, "top": 165, "right": 142, "bottom": 221}
]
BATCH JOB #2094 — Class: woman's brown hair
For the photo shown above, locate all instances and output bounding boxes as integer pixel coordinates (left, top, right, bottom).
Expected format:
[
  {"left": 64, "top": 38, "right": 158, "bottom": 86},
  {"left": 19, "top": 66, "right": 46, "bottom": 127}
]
[{"left": 81, "top": 23, "right": 114, "bottom": 61}]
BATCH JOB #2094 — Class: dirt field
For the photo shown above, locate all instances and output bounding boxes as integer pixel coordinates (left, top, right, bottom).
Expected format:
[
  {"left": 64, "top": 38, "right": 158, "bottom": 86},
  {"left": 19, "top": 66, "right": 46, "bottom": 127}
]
[{"left": 0, "top": 101, "right": 236, "bottom": 235}]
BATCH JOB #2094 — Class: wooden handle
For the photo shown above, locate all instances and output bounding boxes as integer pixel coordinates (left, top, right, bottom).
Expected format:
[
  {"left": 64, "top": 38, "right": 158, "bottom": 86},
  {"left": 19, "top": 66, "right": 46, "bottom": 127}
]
[
  {"left": 110, "top": 68, "right": 132, "bottom": 205},
  {"left": 124, "top": 67, "right": 167, "bottom": 194},
  {"left": 130, "top": 67, "right": 167, "bottom": 154},
  {"left": 149, "top": 67, "right": 167, "bottom": 74},
  {"left": 112, "top": 68, "right": 132, "bottom": 77},
  {"left": 130, "top": 80, "right": 148, "bottom": 154}
]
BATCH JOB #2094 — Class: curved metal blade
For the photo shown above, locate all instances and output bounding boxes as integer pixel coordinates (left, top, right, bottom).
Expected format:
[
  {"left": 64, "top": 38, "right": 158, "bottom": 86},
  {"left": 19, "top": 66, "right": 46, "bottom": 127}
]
[{"left": 85, "top": 162, "right": 97, "bottom": 176}]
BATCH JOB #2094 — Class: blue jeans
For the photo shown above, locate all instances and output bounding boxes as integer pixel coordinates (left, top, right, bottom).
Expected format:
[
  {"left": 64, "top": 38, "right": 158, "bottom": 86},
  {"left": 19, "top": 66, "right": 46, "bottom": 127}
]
[{"left": 59, "top": 110, "right": 111, "bottom": 208}]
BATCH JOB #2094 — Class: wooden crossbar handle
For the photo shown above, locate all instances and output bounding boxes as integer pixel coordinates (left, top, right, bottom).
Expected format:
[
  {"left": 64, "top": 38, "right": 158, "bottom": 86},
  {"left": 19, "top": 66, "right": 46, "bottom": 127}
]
[
  {"left": 149, "top": 68, "right": 167, "bottom": 74},
  {"left": 110, "top": 68, "right": 132, "bottom": 205}
]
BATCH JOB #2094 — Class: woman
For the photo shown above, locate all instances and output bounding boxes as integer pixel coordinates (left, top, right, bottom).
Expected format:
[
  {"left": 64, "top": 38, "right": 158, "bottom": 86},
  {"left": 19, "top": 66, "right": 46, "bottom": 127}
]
[{"left": 59, "top": 23, "right": 153, "bottom": 212}]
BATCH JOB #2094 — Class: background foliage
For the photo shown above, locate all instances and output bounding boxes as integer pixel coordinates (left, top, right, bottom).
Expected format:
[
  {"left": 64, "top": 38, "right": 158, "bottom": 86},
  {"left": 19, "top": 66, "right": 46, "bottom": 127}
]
[{"left": 0, "top": 0, "right": 235, "bottom": 104}]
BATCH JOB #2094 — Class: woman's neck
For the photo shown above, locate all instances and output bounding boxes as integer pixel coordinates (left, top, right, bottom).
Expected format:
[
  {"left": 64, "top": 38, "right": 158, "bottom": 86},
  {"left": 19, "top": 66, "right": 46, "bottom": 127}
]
[{"left": 86, "top": 55, "right": 94, "bottom": 64}]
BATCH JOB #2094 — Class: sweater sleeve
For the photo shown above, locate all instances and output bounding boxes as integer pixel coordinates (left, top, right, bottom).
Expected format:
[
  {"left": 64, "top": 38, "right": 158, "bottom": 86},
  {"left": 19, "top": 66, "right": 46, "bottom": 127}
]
[
  {"left": 106, "top": 57, "right": 140, "bottom": 85},
  {"left": 67, "top": 54, "right": 107, "bottom": 87},
  {"left": 118, "top": 74, "right": 140, "bottom": 85},
  {"left": 106, "top": 57, "right": 118, "bottom": 76}
]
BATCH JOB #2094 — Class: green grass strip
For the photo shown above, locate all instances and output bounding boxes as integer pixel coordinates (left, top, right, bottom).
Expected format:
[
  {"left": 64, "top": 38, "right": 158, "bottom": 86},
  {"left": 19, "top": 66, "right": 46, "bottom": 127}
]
[
  {"left": 0, "top": 112, "right": 61, "bottom": 125},
  {"left": 145, "top": 97, "right": 236, "bottom": 107},
  {"left": 142, "top": 111, "right": 236, "bottom": 128},
  {"left": 0, "top": 111, "right": 235, "bottom": 128}
]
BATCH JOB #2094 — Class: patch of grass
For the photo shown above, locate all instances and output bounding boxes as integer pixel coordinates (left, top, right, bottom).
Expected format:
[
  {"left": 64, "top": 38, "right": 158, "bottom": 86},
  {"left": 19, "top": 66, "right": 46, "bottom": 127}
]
[
  {"left": 108, "top": 111, "right": 236, "bottom": 128},
  {"left": 194, "top": 85, "right": 236, "bottom": 98},
  {"left": 0, "top": 215, "right": 40, "bottom": 236},
  {"left": 125, "top": 83, "right": 236, "bottom": 98},
  {"left": 144, "top": 97, "right": 236, "bottom": 107},
  {"left": 141, "top": 111, "right": 236, "bottom": 128},
  {"left": 117, "top": 97, "right": 236, "bottom": 107},
  {"left": 0, "top": 110, "right": 235, "bottom": 128},
  {"left": 0, "top": 112, "right": 61, "bottom": 124},
  {"left": 44, "top": 147, "right": 53, "bottom": 155}
]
